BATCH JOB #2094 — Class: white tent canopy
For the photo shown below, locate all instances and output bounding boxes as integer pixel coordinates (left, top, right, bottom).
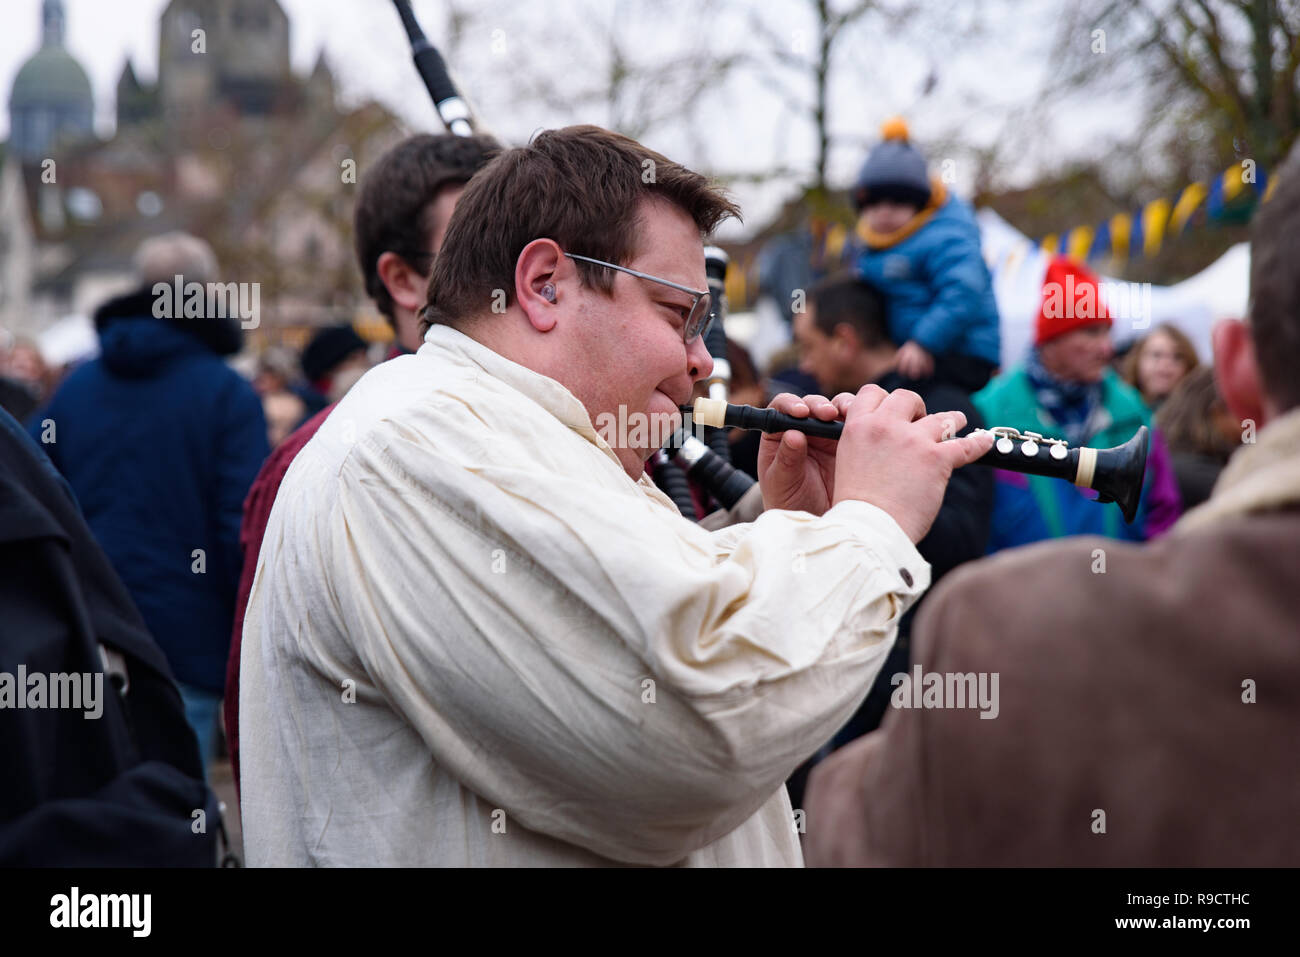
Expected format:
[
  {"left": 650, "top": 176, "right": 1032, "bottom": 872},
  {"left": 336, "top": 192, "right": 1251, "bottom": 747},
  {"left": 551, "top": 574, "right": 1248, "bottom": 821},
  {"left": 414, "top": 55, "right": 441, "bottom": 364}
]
[{"left": 976, "top": 208, "right": 1250, "bottom": 369}]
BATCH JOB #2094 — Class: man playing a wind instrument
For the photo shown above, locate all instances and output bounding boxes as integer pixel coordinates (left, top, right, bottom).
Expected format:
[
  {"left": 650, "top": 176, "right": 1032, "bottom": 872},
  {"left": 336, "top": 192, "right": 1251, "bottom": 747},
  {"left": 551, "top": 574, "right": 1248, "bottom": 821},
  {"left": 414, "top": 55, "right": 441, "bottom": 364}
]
[{"left": 241, "top": 125, "right": 992, "bottom": 866}]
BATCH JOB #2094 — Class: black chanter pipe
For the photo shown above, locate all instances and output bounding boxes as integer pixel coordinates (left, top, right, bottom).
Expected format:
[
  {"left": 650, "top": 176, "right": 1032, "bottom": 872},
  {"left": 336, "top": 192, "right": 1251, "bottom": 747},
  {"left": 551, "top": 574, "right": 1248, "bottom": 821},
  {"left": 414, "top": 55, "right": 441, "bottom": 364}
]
[
  {"left": 686, "top": 398, "right": 1150, "bottom": 524},
  {"left": 392, "top": 0, "right": 477, "bottom": 136}
]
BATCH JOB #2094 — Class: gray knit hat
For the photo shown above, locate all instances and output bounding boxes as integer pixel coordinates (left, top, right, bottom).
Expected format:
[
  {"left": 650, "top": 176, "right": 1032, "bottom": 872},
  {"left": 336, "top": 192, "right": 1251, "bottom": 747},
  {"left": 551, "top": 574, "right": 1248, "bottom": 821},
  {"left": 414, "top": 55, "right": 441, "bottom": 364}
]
[{"left": 852, "top": 117, "right": 931, "bottom": 211}]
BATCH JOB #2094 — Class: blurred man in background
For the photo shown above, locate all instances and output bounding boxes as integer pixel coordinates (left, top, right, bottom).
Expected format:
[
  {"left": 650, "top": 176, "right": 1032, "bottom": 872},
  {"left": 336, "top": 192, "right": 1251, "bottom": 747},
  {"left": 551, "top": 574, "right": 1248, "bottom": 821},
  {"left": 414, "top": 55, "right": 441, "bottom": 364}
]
[
  {"left": 973, "top": 257, "right": 1181, "bottom": 550},
  {"left": 355, "top": 134, "right": 504, "bottom": 356},
  {"left": 299, "top": 323, "right": 373, "bottom": 405},
  {"left": 30, "top": 232, "right": 269, "bottom": 776},
  {"left": 805, "top": 139, "right": 1300, "bottom": 868}
]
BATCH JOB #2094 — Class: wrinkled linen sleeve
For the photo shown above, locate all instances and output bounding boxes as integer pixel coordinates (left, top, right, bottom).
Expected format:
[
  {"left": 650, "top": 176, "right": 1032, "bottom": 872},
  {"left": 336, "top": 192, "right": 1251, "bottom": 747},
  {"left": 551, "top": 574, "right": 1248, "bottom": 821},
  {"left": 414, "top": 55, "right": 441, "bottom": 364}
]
[{"left": 328, "top": 430, "right": 929, "bottom": 865}]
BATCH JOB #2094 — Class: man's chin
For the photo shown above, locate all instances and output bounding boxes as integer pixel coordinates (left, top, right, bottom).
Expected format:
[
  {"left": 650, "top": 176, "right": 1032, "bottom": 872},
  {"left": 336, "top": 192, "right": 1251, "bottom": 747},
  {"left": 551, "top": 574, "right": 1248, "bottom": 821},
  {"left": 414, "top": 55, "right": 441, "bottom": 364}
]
[
  {"left": 595, "top": 396, "right": 682, "bottom": 461},
  {"left": 652, "top": 391, "right": 685, "bottom": 428}
]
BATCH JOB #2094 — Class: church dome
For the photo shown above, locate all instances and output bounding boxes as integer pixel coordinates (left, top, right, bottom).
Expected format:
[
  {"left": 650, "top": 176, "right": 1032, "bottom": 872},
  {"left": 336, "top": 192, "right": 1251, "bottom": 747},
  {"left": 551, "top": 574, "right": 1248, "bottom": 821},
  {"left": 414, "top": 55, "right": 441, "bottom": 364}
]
[
  {"left": 8, "top": 0, "right": 94, "bottom": 159},
  {"left": 10, "top": 44, "right": 94, "bottom": 109}
]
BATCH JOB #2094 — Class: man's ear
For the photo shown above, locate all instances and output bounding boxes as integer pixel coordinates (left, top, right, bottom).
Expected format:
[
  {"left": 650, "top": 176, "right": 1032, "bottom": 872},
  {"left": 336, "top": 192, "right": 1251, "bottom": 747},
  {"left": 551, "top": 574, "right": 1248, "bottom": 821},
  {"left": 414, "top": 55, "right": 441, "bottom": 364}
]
[
  {"left": 376, "top": 252, "right": 428, "bottom": 315},
  {"left": 514, "top": 239, "right": 567, "bottom": 333},
  {"left": 831, "top": 322, "right": 864, "bottom": 356},
  {"left": 1212, "top": 318, "right": 1266, "bottom": 428}
]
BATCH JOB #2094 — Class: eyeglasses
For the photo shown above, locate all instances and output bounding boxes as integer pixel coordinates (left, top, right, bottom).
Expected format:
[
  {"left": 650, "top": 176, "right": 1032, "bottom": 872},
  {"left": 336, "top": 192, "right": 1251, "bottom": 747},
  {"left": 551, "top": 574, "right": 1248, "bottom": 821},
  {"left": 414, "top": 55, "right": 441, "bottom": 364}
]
[{"left": 564, "top": 253, "right": 713, "bottom": 344}]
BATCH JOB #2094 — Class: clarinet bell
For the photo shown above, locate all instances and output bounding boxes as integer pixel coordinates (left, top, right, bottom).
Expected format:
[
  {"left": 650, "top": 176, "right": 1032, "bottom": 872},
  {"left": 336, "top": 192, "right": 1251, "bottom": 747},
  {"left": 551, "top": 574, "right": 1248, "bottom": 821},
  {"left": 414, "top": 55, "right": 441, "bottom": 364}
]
[{"left": 1090, "top": 425, "right": 1149, "bottom": 524}]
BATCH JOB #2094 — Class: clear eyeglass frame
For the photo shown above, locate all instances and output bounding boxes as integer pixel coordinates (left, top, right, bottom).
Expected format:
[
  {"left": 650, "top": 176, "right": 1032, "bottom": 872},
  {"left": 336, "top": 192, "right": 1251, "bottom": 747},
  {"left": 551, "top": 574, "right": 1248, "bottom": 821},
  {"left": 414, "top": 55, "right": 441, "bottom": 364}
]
[{"left": 563, "top": 252, "right": 713, "bottom": 343}]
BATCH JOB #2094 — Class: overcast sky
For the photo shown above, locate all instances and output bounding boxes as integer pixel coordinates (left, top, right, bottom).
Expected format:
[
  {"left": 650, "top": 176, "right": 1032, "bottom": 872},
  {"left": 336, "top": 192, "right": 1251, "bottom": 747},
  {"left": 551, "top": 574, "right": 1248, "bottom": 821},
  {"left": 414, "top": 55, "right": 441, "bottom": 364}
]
[{"left": 0, "top": 0, "right": 1145, "bottom": 238}]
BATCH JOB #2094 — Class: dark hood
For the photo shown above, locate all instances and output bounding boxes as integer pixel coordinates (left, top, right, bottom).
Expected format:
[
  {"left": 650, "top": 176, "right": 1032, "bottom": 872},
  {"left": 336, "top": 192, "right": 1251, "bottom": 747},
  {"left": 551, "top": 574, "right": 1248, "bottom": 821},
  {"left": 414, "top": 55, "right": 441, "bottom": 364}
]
[{"left": 93, "top": 286, "right": 243, "bottom": 379}]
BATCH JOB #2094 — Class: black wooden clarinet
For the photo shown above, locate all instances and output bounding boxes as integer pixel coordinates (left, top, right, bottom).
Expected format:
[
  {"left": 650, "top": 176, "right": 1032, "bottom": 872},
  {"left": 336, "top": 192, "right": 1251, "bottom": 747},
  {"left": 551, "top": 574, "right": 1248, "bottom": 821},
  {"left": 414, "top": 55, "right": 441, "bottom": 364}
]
[{"left": 685, "top": 397, "right": 1150, "bottom": 524}]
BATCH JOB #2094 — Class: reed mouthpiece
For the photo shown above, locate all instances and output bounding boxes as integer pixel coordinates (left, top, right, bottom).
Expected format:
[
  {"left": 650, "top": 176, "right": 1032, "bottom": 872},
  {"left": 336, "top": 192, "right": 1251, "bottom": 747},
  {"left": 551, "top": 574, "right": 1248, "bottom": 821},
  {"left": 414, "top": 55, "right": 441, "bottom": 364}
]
[{"left": 687, "top": 397, "right": 728, "bottom": 428}]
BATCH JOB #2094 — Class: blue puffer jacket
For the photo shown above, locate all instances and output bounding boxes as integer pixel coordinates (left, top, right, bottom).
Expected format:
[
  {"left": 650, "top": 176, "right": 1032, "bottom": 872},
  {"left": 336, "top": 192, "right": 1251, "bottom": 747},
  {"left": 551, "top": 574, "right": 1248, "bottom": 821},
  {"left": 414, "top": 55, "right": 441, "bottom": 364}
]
[
  {"left": 854, "top": 195, "right": 1001, "bottom": 365},
  {"left": 29, "top": 292, "right": 268, "bottom": 692}
]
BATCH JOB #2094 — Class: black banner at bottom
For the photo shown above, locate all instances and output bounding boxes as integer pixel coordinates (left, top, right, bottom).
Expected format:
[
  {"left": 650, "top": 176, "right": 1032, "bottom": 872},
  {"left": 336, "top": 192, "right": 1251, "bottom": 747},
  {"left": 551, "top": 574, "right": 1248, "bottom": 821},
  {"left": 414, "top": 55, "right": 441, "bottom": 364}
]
[{"left": 0, "top": 866, "right": 1280, "bottom": 942}]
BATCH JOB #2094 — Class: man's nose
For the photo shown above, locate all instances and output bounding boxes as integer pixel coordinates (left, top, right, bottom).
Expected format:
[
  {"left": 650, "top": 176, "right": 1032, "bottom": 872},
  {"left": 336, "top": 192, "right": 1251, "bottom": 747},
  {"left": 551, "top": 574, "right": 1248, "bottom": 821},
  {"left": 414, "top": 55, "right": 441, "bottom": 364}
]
[{"left": 687, "top": 335, "right": 715, "bottom": 383}]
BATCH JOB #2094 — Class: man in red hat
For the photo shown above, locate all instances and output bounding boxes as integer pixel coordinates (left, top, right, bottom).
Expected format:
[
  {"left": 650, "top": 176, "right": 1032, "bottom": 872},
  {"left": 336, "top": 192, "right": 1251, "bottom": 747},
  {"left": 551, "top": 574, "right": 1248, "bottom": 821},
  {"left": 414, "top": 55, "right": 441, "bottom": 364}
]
[{"left": 971, "top": 256, "right": 1181, "bottom": 550}]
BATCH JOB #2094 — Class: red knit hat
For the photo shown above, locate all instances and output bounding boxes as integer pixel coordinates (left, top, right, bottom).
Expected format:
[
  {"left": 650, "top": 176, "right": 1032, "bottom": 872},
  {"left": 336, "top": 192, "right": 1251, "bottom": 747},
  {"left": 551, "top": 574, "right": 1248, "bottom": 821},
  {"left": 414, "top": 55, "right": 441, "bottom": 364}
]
[{"left": 1035, "top": 256, "right": 1112, "bottom": 345}]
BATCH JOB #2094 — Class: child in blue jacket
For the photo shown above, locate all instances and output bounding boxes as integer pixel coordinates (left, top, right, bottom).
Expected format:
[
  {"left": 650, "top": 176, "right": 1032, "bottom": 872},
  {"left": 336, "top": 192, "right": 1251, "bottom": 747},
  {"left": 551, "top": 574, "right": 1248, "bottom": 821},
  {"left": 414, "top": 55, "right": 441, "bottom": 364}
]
[{"left": 852, "top": 117, "right": 1001, "bottom": 393}]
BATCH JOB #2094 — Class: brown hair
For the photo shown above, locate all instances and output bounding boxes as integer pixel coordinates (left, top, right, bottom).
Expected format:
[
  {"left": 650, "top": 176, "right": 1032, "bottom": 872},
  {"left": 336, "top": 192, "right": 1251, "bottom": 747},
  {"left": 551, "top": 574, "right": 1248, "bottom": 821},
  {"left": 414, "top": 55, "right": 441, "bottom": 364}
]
[
  {"left": 1250, "top": 138, "right": 1300, "bottom": 411},
  {"left": 808, "top": 273, "right": 889, "bottom": 348},
  {"left": 353, "top": 133, "right": 500, "bottom": 322},
  {"left": 1121, "top": 322, "right": 1199, "bottom": 400},
  {"left": 422, "top": 125, "right": 739, "bottom": 328},
  {"left": 1155, "top": 365, "right": 1236, "bottom": 460}
]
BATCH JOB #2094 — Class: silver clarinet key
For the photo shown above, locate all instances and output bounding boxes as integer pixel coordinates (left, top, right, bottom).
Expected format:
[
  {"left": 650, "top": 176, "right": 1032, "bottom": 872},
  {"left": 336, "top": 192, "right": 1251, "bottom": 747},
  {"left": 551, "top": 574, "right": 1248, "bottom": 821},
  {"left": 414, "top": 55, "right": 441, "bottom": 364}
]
[
  {"left": 1021, "top": 440, "right": 1039, "bottom": 456},
  {"left": 996, "top": 437, "right": 1014, "bottom": 455}
]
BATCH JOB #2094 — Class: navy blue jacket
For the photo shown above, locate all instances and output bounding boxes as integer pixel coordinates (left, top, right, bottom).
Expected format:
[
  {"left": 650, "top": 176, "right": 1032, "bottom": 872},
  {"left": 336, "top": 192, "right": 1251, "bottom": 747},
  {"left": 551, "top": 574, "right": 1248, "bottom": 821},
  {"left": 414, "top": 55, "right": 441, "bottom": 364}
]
[{"left": 30, "top": 291, "right": 268, "bottom": 692}]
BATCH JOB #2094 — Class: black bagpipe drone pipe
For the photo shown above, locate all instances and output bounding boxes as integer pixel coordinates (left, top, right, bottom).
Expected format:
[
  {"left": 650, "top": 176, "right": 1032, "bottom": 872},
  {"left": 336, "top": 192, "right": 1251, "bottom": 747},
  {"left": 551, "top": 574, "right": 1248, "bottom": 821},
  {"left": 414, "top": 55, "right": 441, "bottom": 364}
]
[{"left": 392, "top": 0, "right": 481, "bottom": 137}]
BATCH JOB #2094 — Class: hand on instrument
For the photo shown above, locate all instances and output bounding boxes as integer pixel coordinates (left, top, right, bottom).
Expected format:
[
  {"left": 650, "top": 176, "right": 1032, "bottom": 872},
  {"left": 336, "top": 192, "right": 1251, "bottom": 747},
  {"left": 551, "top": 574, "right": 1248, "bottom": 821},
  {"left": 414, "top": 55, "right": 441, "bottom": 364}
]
[
  {"left": 757, "top": 391, "right": 856, "bottom": 516},
  {"left": 894, "top": 341, "right": 934, "bottom": 380},
  {"left": 832, "top": 385, "right": 995, "bottom": 543}
]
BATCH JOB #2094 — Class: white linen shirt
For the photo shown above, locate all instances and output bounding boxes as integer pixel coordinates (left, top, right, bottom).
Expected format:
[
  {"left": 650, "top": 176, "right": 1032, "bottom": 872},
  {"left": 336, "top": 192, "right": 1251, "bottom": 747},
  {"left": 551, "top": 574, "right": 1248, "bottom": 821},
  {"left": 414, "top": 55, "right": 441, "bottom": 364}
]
[{"left": 240, "top": 323, "right": 929, "bottom": 866}]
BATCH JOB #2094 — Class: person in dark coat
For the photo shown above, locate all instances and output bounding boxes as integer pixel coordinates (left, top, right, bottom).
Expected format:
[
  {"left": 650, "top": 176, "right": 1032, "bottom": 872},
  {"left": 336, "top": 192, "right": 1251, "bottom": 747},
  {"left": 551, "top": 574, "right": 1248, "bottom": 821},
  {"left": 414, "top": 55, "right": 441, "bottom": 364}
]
[
  {"left": 1, "top": 407, "right": 218, "bottom": 865},
  {"left": 783, "top": 272, "right": 993, "bottom": 807},
  {"left": 29, "top": 232, "right": 269, "bottom": 776}
]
